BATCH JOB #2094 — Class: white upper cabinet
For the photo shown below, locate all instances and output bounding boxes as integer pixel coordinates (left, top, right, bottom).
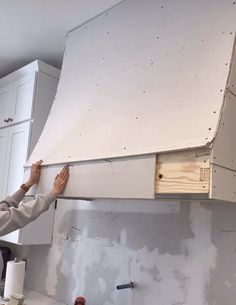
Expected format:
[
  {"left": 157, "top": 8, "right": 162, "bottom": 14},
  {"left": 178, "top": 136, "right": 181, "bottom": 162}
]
[
  {"left": 0, "top": 128, "right": 8, "bottom": 196},
  {"left": 11, "top": 74, "right": 36, "bottom": 125},
  {"left": 0, "top": 75, "right": 36, "bottom": 128},
  {"left": 0, "top": 60, "right": 60, "bottom": 245},
  {"left": 2, "top": 122, "right": 31, "bottom": 198},
  {"left": 0, "top": 84, "right": 13, "bottom": 128}
]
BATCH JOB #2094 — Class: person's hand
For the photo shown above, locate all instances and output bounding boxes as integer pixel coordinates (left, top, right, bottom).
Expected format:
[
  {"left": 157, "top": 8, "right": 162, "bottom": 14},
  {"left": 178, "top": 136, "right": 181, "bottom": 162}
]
[
  {"left": 51, "top": 166, "right": 69, "bottom": 196},
  {"left": 25, "top": 160, "right": 43, "bottom": 188}
]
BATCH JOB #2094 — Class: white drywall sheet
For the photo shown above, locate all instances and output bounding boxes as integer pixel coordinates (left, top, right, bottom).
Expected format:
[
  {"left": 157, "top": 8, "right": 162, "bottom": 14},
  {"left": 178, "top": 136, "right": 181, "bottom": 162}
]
[
  {"left": 210, "top": 164, "right": 236, "bottom": 202},
  {"left": 26, "top": 155, "right": 156, "bottom": 199},
  {"left": 28, "top": 0, "right": 236, "bottom": 165},
  {"left": 211, "top": 90, "right": 236, "bottom": 171},
  {"left": 228, "top": 39, "right": 236, "bottom": 96}
]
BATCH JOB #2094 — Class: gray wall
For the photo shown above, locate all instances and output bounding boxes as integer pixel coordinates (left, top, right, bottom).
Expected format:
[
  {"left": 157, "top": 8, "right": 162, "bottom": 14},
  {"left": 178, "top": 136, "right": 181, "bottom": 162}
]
[{"left": 12, "top": 199, "right": 236, "bottom": 305}]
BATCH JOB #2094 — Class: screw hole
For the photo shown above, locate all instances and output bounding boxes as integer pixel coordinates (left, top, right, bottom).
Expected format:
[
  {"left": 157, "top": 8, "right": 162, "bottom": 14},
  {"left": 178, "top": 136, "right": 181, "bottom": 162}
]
[{"left": 159, "top": 174, "right": 163, "bottom": 179}]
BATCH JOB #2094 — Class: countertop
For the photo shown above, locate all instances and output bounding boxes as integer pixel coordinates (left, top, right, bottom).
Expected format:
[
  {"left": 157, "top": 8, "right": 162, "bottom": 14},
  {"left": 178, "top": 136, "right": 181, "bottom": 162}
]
[{"left": 1, "top": 290, "right": 66, "bottom": 305}]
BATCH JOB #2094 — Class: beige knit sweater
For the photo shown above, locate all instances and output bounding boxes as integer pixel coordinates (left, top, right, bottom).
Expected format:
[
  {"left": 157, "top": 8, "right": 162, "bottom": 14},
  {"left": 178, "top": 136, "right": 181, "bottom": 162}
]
[{"left": 0, "top": 190, "right": 56, "bottom": 237}]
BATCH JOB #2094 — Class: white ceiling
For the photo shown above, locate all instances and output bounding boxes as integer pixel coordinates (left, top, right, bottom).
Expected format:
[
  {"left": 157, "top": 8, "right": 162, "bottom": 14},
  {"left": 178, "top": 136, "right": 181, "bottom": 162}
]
[{"left": 0, "top": 0, "right": 123, "bottom": 78}]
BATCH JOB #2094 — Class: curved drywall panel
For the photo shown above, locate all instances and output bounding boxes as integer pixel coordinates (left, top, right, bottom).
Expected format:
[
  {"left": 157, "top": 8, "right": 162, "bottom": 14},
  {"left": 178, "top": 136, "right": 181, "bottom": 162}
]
[{"left": 28, "top": 0, "right": 236, "bottom": 165}]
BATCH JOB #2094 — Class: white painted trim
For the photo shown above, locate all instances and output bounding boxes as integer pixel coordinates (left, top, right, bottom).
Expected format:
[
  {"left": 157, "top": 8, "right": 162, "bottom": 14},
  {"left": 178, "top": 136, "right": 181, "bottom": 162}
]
[
  {"left": 25, "top": 155, "right": 156, "bottom": 199},
  {"left": 0, "top": 60, "right": 60, "bottom": 87}
]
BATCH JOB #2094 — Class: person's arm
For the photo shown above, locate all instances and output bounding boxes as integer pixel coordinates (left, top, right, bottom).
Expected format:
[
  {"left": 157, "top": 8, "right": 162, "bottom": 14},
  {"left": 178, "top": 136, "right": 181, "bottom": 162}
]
[
  {"left": 0, "top": 165, "right": 69, "bottom": 237},
  {"left": 0, "top": 192, "right": 56, "bottom": 236},
  {"left": 0, "top": 190, "right": 25, "bottom": 210},
  {"left": 0, "top": 160, "right": 43, "bottom": 210}
]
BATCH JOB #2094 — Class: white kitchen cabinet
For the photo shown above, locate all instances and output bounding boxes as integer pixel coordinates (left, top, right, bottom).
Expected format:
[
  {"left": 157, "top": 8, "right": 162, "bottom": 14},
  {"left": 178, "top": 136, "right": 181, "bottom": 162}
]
[
  {"left": 0, "top": 129, "right": 8, "bottom": 197},
  {"left": 0, "top": 200, "right": 55, "bottom": 245},
  {"left": 0, "top": 84, "right": 13, "bottom": 128},
  {"left": 2, "top": 122, "right": 31, "bottom": 197},
  {"left": 0, "top": 75, "right": 36, "bottom": 128},
  {"left": 11, "top": 74, "right": 36, "bottom": 125},
  {"left": 0, "top": 60, "right": 60, "bottom": 245}
]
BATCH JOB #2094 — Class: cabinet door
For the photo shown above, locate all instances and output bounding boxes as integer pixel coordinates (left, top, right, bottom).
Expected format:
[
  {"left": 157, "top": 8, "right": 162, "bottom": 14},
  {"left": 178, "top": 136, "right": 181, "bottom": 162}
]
[
  {"left": 0, "top": 202, "right": 55, "bottom": 245},
  {"left": 0, "top": 128, "right": 9, "bottom": 198},
  {"left": 19, "top": 202, "right": 55, "bottom": 245},
  {"left": 10, "top": 74, "right": 37, "bottom": 125},
  {"left": 0, "top": 84, "right": 13, "bottom": 128},
  {"left": 0, "top": 230, "right": 20, "bottom": 244},
  {"left": 2, "top": 122, "right": 31, "bottom": 198}
]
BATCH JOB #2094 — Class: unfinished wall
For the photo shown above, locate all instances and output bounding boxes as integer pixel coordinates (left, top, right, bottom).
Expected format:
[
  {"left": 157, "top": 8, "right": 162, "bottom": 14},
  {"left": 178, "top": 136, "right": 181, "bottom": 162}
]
[{"left": 9, "top": 199, "right": 233, "bottom": 305}]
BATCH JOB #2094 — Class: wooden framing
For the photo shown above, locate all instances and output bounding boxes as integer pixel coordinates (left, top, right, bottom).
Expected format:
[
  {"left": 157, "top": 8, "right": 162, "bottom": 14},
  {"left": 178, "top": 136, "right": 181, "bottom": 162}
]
[
  {"left": 155, "top": 149, "right": 210, "bottom": 194},
  {"left": 155, "top": 148, "right": 236, "bottom": 203}
]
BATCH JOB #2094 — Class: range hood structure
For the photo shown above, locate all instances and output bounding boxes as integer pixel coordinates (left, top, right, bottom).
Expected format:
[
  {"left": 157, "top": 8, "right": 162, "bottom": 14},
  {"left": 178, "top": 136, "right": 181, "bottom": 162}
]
[{"left": 26, "top": 0, "right": 236, "bottom": 202}]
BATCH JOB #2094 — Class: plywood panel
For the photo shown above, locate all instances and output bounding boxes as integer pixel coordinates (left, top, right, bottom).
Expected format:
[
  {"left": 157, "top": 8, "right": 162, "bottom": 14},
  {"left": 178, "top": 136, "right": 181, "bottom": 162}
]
[
  {"left": 26, "top": 155, "right": 156, "bottom": 199},
  {"left": 210, "top": 164, "right": 236, "bottom": 202},
  {"left": 27, "top": 0, "right": 236, "bottom": 165},
  {"left": 156, "top": 150, "right": 210, "bottom": 194}
]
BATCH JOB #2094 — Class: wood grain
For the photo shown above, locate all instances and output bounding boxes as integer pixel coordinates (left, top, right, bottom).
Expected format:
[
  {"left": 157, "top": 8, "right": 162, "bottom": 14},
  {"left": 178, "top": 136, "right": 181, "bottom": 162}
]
[{"left": 156, "top": 150, "right": 210, "bottom": 194}]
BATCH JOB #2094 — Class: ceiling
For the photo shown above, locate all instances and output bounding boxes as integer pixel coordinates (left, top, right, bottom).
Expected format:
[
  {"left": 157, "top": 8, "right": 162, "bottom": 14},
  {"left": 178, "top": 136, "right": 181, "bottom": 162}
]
[{"left": 0, "top": 0, "right": 123, "bottom": 78}]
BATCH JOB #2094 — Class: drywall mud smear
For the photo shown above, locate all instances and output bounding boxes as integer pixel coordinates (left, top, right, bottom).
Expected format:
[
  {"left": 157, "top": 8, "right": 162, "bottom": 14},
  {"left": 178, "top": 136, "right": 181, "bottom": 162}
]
[{"left": 28, "top": 0, "right": 236, "bottom": 165}]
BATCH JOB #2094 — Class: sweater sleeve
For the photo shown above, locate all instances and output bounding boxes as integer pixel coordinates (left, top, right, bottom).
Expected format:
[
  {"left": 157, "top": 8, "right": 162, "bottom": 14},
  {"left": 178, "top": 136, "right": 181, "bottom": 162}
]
[
  {"left": 0, "top": 192, "right": 56, "bottom": 237},
  {"left": 0, "top": 189, "right": 25, "bottom": 209}
]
